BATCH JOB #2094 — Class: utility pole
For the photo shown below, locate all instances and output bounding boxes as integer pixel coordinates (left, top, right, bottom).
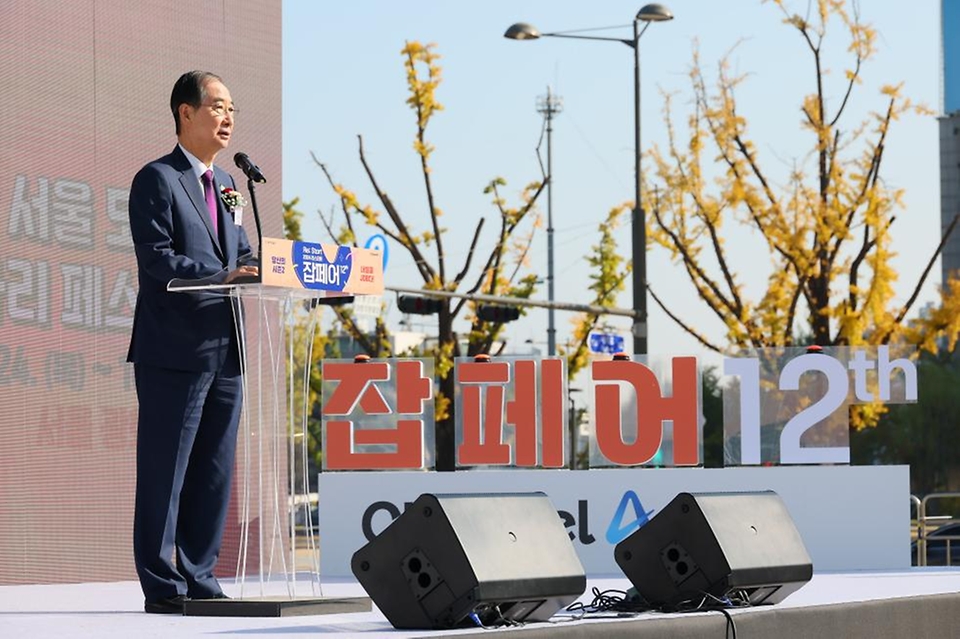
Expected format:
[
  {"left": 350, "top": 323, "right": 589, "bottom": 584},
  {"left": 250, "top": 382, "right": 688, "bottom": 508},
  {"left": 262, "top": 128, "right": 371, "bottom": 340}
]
[{"left": 537, "top": 86, "right": 563, "bottom": 356}]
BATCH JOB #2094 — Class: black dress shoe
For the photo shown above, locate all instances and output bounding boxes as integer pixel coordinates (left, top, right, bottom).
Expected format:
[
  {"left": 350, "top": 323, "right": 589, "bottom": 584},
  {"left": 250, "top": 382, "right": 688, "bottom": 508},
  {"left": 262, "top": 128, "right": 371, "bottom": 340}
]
[{"left": 144, "top": 595, "right": 186, "bottom": 614}]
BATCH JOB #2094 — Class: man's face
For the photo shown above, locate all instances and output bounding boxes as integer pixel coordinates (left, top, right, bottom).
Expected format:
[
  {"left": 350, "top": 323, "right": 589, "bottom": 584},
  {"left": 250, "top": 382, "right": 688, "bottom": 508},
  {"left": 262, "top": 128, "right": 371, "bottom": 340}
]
[{"left": 179, "top": 79, "right": 234, "bottom": 160}]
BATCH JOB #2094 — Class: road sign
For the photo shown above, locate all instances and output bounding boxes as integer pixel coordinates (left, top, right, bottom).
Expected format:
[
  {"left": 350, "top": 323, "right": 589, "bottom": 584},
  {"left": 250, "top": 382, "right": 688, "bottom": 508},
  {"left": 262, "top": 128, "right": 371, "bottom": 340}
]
[{"left": 589, "top": 332, "right": 625, "bottom": 355}]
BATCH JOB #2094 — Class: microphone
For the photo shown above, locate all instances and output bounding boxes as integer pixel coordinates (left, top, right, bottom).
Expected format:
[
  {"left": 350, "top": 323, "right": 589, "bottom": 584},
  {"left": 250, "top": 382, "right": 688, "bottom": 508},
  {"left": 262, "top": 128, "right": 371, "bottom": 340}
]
[{"left": 234, "top": 152, "right": 267, "bottom": 183}]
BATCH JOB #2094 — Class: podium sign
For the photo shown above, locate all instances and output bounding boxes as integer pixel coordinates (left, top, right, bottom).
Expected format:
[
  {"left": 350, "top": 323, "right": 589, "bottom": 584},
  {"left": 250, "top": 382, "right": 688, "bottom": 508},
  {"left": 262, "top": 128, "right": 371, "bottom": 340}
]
[{"left": 259, "top": 237, "right": 383, "bottom": 295}]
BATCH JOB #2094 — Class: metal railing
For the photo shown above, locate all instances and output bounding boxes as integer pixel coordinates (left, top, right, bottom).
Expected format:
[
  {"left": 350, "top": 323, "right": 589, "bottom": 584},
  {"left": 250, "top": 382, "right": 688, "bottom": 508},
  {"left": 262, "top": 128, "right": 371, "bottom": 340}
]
[{"left": 914, "top": 492, "right": 960, "bottom": 567}]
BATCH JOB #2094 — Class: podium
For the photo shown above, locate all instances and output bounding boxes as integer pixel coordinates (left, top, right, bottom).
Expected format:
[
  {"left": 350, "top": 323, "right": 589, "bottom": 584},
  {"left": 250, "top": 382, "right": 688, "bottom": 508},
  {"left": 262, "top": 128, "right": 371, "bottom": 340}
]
[{"left": 167, "top": 238, "right": 383, "bottom": 617}]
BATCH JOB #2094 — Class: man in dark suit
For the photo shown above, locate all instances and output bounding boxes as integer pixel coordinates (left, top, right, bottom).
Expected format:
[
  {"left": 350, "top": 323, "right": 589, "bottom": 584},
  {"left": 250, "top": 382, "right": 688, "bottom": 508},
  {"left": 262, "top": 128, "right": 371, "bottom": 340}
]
[{"left": 127, "top": 70, "right": 258, "bottom": 614}]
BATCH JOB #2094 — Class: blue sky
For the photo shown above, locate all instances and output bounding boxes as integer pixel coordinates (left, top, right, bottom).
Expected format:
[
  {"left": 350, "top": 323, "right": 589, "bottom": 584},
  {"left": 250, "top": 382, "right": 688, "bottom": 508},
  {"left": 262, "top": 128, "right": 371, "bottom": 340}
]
[{"left": 282, "top": 0, "right": 941, "bottom": 363}]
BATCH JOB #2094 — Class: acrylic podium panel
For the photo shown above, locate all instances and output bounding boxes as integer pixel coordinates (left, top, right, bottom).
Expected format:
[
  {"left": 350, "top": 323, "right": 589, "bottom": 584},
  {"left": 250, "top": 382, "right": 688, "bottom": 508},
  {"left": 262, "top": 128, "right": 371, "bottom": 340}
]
[{"left": 166, "top": 241, "right": 382, "bottom": 615}]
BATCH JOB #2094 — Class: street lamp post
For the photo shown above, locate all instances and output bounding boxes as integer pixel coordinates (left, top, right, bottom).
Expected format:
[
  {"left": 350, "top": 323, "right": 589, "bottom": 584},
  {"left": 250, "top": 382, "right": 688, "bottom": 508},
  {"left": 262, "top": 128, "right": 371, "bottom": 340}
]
[{"left": 505, "top": 4, "right": 674, "bottom": 356}]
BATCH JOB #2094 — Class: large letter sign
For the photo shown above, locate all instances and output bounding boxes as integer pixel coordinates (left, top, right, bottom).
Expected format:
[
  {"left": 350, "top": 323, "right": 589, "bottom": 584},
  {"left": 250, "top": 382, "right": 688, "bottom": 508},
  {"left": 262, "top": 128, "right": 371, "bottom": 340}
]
[
  {"left": 722, "top": 346, "right": 918, "bottom": 465},
  {"left": 317, "top": 347, "right": 917, "bottom": 472},
  {"left": 321, "top": 358, "right": 435, "bottom": 470},
  {"left": 589, "top": 355, "right": 702, "bottom": 467},
  {"left": 455, "top": 356, "right": 567, "bottom": 468}
]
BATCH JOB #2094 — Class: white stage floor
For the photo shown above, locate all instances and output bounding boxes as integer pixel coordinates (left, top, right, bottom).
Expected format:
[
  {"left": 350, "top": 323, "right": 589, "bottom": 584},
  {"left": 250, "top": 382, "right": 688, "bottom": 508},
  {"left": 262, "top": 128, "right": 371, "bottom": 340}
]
[{"left": 3, "top": 569, "right": 960, "bottom": 638}]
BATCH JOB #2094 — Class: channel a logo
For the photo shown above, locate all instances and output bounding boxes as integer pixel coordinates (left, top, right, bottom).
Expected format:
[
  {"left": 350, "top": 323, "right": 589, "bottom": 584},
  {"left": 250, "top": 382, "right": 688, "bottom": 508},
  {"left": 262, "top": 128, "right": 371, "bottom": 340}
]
[{"left": 605, "top": 490, "right": 656, "bottom": 545}]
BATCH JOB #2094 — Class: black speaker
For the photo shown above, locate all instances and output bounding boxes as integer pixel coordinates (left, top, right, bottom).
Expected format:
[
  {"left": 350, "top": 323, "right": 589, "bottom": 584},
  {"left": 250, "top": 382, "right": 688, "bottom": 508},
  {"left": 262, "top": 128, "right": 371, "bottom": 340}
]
[
  {"left": 351, "top": 492, "right": 586, "bottom": 629},
  {"left": 615, "top": 491, "right": 812, "bottom": 609}
]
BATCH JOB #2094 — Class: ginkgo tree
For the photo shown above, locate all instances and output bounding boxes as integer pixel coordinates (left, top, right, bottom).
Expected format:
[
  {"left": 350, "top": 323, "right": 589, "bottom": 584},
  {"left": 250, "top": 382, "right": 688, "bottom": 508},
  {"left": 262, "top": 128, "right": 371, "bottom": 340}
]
[
  {"left": 645, "top": 0, "right": 960, "bottom": 356},
  {"left": 313, "top": 41, "right": 546, "bottom": 470},
  {"left": 560, "top": 205, "right": 631, "bottom": 377}
]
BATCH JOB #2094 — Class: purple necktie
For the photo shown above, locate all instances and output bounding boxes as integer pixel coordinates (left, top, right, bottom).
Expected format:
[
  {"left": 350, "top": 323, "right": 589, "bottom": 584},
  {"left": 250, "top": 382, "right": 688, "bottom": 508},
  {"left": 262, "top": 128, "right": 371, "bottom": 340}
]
[{"left": 201, "top": 169, "right": 219, "bottom": 236}]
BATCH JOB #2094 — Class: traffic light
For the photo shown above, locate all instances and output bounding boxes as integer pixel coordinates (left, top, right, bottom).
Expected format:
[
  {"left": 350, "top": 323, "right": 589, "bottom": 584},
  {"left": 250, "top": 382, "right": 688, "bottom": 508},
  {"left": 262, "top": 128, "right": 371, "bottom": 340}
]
[
  {"left": 477, "top": 304, "right": 521, "bottom": 323},
  {"left": 397, "top": 295, "right": 442, "bottom": 315},
  {"left": 311, "top": 295, "right": 354, "bottom": 308}
]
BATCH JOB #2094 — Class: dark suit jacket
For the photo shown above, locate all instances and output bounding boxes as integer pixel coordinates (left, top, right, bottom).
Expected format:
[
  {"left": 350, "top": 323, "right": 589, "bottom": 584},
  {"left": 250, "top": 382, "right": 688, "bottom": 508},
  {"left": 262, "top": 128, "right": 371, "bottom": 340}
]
[{"left": 127, "top": 145, "right": 253, "bottom": 372}]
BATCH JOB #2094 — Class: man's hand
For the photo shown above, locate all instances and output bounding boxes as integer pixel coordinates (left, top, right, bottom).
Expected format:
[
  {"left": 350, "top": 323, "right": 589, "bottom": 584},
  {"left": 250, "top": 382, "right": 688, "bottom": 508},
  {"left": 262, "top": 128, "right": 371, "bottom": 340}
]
[{"left": 224, "top": 264, "right": 259, "bottom": 284}]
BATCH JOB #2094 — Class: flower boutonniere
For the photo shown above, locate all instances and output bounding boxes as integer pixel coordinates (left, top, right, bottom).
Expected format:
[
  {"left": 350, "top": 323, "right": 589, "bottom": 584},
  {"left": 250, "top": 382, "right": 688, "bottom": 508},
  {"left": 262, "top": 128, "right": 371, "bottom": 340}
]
[{"left": 220, "top": 185, "right": 247, "bottom": 212}]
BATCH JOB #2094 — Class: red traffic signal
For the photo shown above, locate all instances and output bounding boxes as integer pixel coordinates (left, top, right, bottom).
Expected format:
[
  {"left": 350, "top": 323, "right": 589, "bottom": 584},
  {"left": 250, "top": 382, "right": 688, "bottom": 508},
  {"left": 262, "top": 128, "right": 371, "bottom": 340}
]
[
  {"left": 477, "top": 304, "right": 520, "bottom": 323},
  {"left": 397, "top": 295, "right": 442, "bottom": 315}
]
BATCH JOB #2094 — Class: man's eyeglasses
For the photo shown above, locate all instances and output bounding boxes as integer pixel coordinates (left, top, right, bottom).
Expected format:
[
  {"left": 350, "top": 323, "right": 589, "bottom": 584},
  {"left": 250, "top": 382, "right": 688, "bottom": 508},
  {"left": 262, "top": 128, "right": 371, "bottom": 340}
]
[{"left": 199, "top": 102, "right": 237, "bottom": 117}]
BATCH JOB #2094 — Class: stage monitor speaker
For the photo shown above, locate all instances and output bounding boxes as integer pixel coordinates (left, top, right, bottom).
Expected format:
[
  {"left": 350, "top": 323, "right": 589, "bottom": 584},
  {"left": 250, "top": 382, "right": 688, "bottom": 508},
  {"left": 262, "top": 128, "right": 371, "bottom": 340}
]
[
  {"left": 615, "top": 491, "right": 812, "bottom": 609},
  {"left": 351, "top": 492, "right": 586, "bottom": 629}
]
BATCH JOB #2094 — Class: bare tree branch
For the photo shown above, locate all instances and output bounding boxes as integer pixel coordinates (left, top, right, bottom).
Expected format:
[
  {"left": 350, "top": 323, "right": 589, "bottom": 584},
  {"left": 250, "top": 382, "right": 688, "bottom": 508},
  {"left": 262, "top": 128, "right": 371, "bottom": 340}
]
[
  {"left": 829, "top": 99, "right": 892, "bottom": 269},
  {"left": 311, "top": 156, "right": 358, "bottom": 244},
  {"left": 783, "top": 278, "right": 806, "bottom": 345},
  {"left": 463, "top": 180, "right": 547, "bottom": 298},
  {"left": 893, "top": 213, "right": 960, "bottom": 327},
  {"left": 404, "top": 47, "right": 446, "bottom": 284},
  {"left": 649, "top": 188, "right": 739, "bottom": 320},
  {"left": 657, "top": 96, "right": 745, "bottom": 317},
  {"left": 314, "top": 151, "right": 394, "bottom": 243},
  {"left": 452, "top": 219, "right": 486, "bottom": 286},
  {"left": 317, "top": 204, "right": 339, "bottom": 243},
  {"left": 355, "top": 137, "right": 439, "bottom": 283},
  {"left": 692, "top": 64, "right": 803, "bottom": 276},
  {"left": 649, "top": 285, "right": 724, "bottom": 352}
]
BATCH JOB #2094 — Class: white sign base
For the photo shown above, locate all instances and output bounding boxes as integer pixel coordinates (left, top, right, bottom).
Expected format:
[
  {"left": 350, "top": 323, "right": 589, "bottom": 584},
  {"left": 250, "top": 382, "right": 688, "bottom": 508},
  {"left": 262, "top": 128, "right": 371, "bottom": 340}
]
[{"left": 318, "top": 465, "right": 910, "bottom": 578}]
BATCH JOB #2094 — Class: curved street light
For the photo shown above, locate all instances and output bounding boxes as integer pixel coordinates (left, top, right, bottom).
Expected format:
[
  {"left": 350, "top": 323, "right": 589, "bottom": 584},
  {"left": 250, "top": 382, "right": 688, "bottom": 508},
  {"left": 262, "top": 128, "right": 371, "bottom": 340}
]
[{"left": 505, "top": 4, "right": 674, "bottom": 356}]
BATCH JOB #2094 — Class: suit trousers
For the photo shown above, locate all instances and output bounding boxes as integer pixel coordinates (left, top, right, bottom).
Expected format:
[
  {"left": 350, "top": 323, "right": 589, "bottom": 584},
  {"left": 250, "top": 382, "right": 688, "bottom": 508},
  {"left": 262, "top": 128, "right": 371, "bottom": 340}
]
[{"left": 132, "top": 360, "right": 242, "bottom": 601}]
